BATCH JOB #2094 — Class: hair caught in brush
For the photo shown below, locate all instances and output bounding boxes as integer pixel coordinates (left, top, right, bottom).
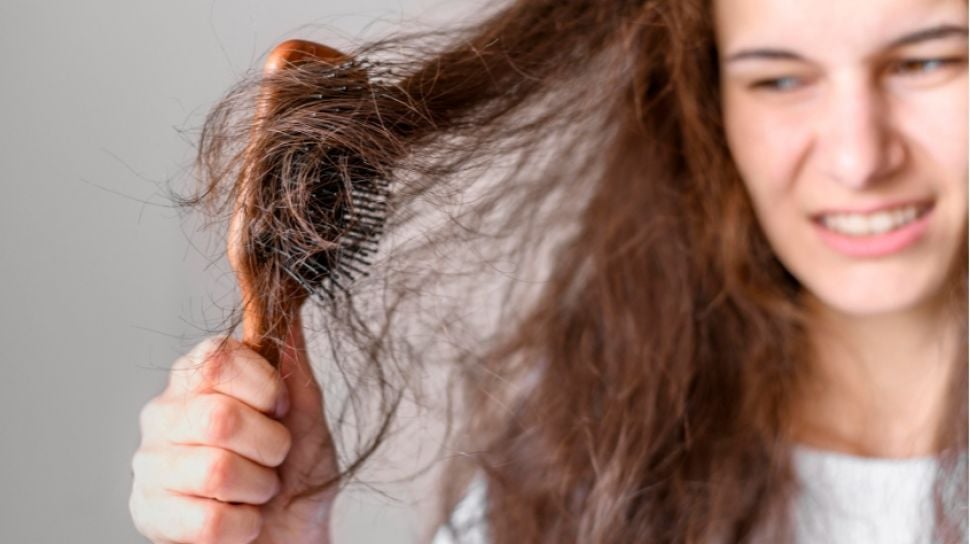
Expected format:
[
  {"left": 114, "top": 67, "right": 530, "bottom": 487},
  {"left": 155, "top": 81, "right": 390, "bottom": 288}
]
[
  {"left": 176, "top": 1, "right": 968, "bottom": 542},
  {"left": 181, "top": 0, "right": 623, "bottom": 505}
]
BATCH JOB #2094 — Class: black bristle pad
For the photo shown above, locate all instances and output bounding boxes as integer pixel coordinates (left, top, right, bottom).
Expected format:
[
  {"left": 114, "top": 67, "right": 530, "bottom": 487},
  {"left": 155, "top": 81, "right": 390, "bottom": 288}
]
[{"left": 297, "top": 147, "right": 388, "bottom": 296}]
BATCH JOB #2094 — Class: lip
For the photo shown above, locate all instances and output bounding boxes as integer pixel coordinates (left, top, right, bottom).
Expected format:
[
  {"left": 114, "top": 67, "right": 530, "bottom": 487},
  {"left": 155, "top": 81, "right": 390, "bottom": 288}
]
[
  {"left": 812, "top": 200, "right": 935, "bottom": 258},
  {"left": 811, "top": 198, "right": 934, "bottom": 218}
]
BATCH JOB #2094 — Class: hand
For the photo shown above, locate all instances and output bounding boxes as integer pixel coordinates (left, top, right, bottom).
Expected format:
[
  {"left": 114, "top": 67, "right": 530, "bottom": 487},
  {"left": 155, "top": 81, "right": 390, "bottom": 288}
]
[{"left": 130, "top": 317, "right": 339, "bottom": 543}]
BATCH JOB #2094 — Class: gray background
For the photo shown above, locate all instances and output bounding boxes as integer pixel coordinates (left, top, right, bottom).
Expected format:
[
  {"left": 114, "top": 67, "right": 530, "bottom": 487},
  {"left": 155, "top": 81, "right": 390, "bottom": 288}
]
[{"left": 0, "top": 1, "right": 482, "bottom": 542}]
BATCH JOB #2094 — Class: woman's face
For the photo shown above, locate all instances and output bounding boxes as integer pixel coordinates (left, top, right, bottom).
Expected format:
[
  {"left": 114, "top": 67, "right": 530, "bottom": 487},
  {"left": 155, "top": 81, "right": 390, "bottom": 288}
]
[{"left": 715, "top": 0, "right": 968, "bottom": 317}]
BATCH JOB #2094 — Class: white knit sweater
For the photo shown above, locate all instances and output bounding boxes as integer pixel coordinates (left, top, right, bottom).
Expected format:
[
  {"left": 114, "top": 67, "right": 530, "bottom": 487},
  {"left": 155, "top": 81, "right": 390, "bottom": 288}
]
[{"left": 432, "top": 445, "right": 947, "bottom": 544}]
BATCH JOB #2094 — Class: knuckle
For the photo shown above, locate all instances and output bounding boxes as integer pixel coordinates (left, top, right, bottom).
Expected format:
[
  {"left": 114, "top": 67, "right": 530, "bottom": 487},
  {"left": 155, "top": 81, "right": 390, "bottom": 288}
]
[
  {"left": 173, "top": 336, "right": 238, "bottom": 391},
  {"left": 170, "top": 351, "right": 196, "bottom": 375},
  {"left": 198, "top": 502, "right": 260, "bottom": 544},
  {"left": 198, "top": 395, "right": 239, "bottom": 443},
  {"left": 197, "top": 501, "right": 231, "bottom": 542},
  {"left": 137, "top": 401, "right": 158, "bottom": 434},
  {"left": 130, "top": 488, "right": 179, "bottom": 543},
  {"left": 198, "top": 346, "right": 231, "bottom": 387},
  {"left": 130, "top": 449, "right": 151, "bottom": 481},
  {"left": 192, "top": 335, "right": 236, "bottom": 362},
  {"left": 128, "top": 487, "right": 150, "bottom": 536},
  {"left": 200, "top": 449, "right": 235, "bottom": 498},
  {"left": 138, "top": 397, "right": 176, "bottom": 439}
]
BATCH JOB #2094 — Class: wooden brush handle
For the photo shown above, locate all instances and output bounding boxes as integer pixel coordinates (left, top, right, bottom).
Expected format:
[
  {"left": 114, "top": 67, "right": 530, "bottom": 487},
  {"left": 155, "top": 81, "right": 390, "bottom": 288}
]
[
  {"left": 227, "top": 39, "right": 353, "bottom": 365},
  {"left": 262, "top": 39, "right": 350, "bottom": 75}
]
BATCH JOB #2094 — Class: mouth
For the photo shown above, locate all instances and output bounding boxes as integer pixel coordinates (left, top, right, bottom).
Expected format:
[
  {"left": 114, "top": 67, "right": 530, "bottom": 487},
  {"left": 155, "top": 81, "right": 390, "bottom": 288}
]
[
  {"left": 812, "top": 200, "right": 935, "bottom": 237},
  {"left": 810, "top": 199, "right": 935, "bottom": 258}
]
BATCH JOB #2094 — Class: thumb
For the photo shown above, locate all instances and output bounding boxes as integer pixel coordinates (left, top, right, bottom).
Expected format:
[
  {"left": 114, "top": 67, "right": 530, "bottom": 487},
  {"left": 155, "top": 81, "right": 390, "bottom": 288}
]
[
  {"left": 274, "top": 313, "right": 339, "bottom": 489},
  {"left": 261, "top": 313, "right": 340, "bottom": 533},
  {"left": 277, "top": 312, "right": 324, "bottom": 418}
]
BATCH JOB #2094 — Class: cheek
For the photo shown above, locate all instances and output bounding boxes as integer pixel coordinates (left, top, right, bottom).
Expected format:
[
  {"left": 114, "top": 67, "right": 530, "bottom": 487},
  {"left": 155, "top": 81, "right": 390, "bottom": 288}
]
[
  {"left": 723, "top": 94, "right": 810, "bottom": 209},
  {"left": 907, "top": 86, "right": 967, "bottom": 179},
  {"left": 940, "top": 106, "right": 968, "bottom": 195},
  {"left": 893, "top": 84, "right": 970, "bottom": 245}
]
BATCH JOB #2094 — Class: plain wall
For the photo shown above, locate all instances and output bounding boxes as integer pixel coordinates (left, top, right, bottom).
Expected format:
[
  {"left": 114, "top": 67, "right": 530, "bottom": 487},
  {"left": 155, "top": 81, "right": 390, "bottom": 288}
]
[{"left": 0, "top": 1, "right": 484, "bottom": 542}]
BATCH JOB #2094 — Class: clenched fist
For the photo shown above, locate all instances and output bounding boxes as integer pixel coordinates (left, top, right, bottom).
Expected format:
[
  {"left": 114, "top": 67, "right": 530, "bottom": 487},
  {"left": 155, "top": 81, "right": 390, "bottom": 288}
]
[{"left": 130, "top": 317, "right": 339, "bottom": 543}]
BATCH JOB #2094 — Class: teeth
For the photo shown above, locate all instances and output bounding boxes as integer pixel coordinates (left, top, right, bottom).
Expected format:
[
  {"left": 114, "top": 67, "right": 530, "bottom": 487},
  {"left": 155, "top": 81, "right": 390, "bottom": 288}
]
[{"left": 820, "top": 205, "right": 923, "bottom": 236}]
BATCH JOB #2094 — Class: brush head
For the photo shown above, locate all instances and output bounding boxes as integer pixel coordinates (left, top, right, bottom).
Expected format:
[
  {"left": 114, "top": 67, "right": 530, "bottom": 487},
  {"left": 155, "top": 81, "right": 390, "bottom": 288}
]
[{"left": 227, "top": 40, "right": 390, "bottom": 364}]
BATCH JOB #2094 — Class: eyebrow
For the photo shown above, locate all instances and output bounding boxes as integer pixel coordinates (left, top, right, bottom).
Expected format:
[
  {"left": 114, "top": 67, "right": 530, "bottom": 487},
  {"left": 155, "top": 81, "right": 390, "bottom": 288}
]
[{"left": 723, "top": 23, "right": 969, "bottom": 64}]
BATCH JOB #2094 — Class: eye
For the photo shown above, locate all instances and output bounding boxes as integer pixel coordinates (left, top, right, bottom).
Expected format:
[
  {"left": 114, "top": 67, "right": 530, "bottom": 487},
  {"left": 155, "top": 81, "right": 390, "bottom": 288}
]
[
  {"left": 749, "top": 76, "right": 804, "bottom": 92},
  {"left": 888, "top": 57, "right": 965, "bottom": 77}
]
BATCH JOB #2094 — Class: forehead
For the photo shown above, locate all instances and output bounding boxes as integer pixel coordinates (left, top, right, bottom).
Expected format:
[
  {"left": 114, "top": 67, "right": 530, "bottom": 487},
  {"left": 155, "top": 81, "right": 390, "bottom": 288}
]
[{"left": 714, "top": 0, "right": 967, "bottom": 54}]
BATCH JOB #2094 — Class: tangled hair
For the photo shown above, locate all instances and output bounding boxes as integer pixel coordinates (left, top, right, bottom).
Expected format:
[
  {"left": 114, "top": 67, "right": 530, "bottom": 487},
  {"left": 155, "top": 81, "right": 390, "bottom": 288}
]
[{"left": 181, "top": 0, "right": 968, "bottom": 542}]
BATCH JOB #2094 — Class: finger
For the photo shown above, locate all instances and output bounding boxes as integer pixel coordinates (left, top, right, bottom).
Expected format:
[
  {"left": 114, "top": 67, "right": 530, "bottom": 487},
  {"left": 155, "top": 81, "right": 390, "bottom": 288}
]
[
  {"left": 130, "top": 487, "right": 262, "bottom": 544},
  {"left": 132, "top": 445, "right": 280, "bottom": 505},
  {"left": 162, "top": 393, "right": 292, "bottom": 467},
  {"left": 168, "top": 336, "right": 288, "bottom": 418}
]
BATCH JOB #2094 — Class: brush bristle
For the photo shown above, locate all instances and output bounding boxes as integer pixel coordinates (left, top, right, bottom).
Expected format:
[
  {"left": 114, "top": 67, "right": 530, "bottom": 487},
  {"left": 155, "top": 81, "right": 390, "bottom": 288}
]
[{"left": 246, "top": 57, "right": 393, "bottom": 303}]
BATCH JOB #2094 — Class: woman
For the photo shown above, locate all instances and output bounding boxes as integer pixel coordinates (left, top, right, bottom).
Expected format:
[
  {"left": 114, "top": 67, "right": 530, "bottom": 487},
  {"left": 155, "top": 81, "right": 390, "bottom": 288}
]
[{"left": 129, "top": 0, "right": 968, "bottom": 542}]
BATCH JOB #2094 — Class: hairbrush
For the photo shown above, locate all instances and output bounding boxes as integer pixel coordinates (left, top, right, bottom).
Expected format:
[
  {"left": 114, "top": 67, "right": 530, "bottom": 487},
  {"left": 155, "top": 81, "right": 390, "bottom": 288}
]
[{"left": 227, "top": 39, "right": 389, "bottom": 367}]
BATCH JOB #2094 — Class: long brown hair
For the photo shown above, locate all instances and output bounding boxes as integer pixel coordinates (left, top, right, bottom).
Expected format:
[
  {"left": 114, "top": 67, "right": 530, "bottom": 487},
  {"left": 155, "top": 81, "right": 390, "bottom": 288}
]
[{"left": 180, "top": 0, "right": 969, "bottom": 542}]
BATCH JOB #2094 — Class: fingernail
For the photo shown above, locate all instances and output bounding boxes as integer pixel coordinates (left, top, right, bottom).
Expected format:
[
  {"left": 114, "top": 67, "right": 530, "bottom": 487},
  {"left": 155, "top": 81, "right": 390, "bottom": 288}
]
[{"left": 275, "top": 387, "right": 290, "bottom": 418}]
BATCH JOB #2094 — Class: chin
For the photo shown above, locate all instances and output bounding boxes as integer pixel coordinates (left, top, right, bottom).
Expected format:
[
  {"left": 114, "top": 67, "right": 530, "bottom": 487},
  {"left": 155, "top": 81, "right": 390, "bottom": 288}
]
[
  {"left": 808, "top": 283, "right": 930, "bottom": 318},
  {"left": 793, "top": 257, "right": 955, "bottom": 319}
]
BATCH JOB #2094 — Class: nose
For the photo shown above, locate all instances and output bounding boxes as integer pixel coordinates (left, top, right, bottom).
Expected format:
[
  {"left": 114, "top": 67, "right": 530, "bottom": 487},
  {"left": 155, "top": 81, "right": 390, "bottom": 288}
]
[{"left": 817, "top": 76, "right": 906, "bottom": 189}]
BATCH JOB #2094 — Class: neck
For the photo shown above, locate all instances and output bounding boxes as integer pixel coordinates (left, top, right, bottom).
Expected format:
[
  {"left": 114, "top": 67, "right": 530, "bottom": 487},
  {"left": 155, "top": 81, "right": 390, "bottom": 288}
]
[{"left": 791, "top": 292, "right": 959, "bottom": 459}]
